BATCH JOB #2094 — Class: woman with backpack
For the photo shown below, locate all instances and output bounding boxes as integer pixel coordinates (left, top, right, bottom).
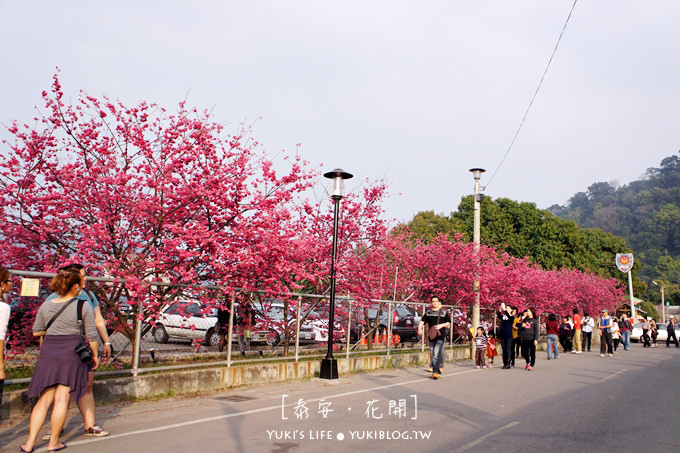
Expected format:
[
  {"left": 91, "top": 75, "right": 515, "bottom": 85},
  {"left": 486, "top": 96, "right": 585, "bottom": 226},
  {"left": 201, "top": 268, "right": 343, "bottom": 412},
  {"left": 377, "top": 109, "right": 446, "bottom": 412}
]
[{"left": 21, "top": 268, "right": 99, "bottom": 453}]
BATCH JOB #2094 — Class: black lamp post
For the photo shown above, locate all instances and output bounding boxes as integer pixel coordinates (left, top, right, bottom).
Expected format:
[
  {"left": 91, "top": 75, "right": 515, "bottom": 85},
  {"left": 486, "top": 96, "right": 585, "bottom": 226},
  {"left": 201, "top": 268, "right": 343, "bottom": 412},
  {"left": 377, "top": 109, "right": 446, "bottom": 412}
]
[{"left": 319, "top": 168, "right": 353, "bottom": 380}]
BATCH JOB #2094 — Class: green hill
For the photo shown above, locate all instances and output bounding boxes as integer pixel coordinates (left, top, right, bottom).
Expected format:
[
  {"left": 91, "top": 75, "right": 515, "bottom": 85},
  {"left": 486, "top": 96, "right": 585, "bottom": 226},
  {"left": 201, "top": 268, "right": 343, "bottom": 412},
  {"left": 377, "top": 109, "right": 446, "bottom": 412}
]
[{"left": 548, "top": 153, "right": 680, "bottom": 305}]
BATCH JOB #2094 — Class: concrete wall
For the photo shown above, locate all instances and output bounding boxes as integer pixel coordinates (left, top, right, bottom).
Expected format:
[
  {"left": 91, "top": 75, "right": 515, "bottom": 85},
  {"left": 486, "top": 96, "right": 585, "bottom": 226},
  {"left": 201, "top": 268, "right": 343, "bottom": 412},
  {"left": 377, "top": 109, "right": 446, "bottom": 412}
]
[{"left": 1, "top": 347, "right": 470, "bottom": 420}]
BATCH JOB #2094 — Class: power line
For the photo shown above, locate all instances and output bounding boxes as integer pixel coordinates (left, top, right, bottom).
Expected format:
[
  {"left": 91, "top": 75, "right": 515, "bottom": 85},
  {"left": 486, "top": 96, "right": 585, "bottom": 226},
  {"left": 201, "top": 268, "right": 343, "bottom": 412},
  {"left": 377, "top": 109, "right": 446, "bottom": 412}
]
[{"left": 485, "top": 0, "right": 579, "bottom": 189}]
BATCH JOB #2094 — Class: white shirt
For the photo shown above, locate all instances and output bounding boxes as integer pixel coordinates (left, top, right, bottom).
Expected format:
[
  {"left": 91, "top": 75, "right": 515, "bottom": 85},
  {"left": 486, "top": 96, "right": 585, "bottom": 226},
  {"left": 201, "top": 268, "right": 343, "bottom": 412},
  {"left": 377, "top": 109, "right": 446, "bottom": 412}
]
[
  {"left": 0, "top": 301, "right": 10, "bottom": 341},
  {"left": 582, "top": 317, "right": 595, "bottom": 333}
]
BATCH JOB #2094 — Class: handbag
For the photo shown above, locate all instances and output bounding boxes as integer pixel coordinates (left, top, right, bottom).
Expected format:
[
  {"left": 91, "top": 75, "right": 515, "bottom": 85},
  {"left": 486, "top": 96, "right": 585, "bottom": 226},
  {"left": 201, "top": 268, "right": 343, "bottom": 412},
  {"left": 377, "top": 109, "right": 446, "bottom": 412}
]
[
  {"left": 75, "top": 299, "right": 94, "bottom": 364},
  {"left": 428, "top": 311, "right": 442, "bottom": 340}
]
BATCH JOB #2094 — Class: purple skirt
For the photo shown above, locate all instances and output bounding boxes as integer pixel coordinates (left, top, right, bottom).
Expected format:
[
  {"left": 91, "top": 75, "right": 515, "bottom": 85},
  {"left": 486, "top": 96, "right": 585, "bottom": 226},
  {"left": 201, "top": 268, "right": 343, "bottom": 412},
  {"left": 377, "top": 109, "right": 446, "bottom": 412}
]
[{"left": 27, "top": 335, "right": 89, "bottom": 403}]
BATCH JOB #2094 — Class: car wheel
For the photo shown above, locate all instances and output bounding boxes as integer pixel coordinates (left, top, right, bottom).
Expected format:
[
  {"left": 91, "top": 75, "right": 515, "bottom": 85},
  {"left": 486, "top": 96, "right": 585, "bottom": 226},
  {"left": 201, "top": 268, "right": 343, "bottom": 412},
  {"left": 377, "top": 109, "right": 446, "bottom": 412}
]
[
  {"left": 266, "top": 330, "right": 281, "bottom": 347},
  {"left": 153, "top": 325, "right": 169, "bottom": 344},
  {"left": 206, "top": 328, "right": 221, "bottom": 347}
]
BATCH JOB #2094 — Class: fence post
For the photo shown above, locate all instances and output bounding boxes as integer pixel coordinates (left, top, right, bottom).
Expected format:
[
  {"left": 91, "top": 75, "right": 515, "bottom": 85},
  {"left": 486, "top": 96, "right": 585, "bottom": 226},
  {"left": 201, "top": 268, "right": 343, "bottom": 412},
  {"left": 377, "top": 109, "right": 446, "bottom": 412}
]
[
  {"left": 227, "top": 291, "right": 235, "bottom": 367},
  {"left": 449, "top": 304, "right": 454, "bottom": 351},
  {"left": 132, "top": 291, "right": 144, "bottom": 377},
  {"left": 346, "top": 300, "right": 351, "bottom": 360},
  {"left": 421, "top": 304, "right": 426, "bottom": 353},
  {"left": 387, "top": 301, "right": 392, "bottom": 356},
  {"left": 295, "top": 296, "right": 302, "bottom": 363}
]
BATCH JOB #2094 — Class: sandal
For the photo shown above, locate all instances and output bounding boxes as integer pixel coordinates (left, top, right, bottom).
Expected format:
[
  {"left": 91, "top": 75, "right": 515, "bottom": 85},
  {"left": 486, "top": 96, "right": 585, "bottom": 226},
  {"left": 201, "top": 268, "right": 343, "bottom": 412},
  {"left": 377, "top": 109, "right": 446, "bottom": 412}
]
[{"left": 84, "top": 426, "right": 109, "bottom": 437}]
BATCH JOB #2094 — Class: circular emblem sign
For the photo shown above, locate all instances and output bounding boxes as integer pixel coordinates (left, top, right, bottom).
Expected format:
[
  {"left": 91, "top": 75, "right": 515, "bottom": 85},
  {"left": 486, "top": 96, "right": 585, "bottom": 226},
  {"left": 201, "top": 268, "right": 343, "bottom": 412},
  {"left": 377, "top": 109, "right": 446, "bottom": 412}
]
[{"left": 616, "top": 253, "right": 634, "bottom": 272}]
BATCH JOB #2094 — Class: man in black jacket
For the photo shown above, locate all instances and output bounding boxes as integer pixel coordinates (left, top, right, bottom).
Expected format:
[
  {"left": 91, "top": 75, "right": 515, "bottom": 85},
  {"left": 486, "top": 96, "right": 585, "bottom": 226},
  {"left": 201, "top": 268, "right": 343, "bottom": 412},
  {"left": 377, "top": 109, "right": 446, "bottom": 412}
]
[{"left": 667, "top": 316, "right": 679, "bottom": 347}]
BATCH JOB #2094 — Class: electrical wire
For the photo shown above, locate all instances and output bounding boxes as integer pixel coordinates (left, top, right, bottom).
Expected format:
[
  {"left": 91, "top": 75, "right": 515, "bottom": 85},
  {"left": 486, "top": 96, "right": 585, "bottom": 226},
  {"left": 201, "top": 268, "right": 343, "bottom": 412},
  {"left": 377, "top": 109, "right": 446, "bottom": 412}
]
[{"left": 484, "top": 0, "right": 578, "bottom": 189}]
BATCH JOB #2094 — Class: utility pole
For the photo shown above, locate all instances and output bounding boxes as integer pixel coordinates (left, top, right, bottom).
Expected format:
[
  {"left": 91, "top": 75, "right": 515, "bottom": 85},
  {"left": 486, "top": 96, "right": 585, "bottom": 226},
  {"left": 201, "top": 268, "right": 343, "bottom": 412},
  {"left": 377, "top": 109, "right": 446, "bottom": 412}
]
[{"left": 469, "top": 168, "right": 485, "bottom": 357}]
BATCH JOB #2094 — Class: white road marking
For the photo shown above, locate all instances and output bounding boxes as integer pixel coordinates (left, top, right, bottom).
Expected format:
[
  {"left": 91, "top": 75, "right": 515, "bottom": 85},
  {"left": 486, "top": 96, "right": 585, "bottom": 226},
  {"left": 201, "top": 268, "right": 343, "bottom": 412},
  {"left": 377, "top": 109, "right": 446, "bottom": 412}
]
[
  {"left": 51, "top": 368, "right": 479, "bottom": 449},
  {"left": 602, "top": 368, "right": 628, "bottom": 382},
  {"left": 457, "top": 421, "right": 520, "bottom": 451}
]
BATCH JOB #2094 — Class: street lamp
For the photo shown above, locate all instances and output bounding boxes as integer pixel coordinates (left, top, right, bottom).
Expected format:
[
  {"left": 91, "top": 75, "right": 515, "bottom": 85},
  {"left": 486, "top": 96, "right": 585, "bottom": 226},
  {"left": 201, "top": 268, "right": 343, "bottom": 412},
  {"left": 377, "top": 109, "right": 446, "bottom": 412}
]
[
  {"left": 469, "top": 168, "right": 485, "bottom": 355},
  {"left": 320, "top": 168, "right": 353, "bottom": 380},
  {"left": 653, "top": 280, "right": 665, "bottom": 322}
]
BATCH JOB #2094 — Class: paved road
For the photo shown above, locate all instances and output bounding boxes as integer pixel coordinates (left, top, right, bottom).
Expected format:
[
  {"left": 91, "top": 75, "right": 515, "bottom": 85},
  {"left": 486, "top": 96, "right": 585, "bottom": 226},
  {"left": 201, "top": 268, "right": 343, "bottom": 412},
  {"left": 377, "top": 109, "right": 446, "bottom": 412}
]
[{"left": 2, "top": 345, "right": 679, "bottom": 452}]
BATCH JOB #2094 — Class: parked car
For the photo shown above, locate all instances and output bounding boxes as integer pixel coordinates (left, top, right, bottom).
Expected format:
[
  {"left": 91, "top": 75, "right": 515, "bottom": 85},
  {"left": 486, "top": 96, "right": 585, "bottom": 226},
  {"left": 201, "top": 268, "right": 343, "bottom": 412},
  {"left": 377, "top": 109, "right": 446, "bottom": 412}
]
[
  {"left": 253, "top": 300, "right": 344, "bottom": 344},
  {"left": 630, "top": 322, "right": 679, "bottom": 342},
  {"left": 365, "top": 306, "right": 419, "bottom": 342},
  {"left": 151, "top": 300, "right": 217, "bottom": 344}
]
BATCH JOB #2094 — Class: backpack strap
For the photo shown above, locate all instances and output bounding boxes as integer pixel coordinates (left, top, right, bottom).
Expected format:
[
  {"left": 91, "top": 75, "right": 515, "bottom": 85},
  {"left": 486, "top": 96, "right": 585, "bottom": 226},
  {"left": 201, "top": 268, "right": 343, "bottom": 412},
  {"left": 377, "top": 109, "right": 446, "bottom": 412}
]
[{"left": 76, "top": 299, "right": 87, "bottom": 336}]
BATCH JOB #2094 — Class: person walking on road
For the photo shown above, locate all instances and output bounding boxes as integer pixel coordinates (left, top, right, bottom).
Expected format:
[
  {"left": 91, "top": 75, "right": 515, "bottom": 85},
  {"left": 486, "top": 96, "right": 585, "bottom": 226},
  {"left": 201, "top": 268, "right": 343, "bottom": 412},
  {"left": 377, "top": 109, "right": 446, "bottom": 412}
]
[
  {"left": 582, "top": 312, "right": 595, "bottom": 352},
  {"left": 667, "top": 316, "right": 679, "bottom": 348},
  {"left": 558, "top": 316, "right": 573, "bottom": 353},
  {"left": 641, "top": 317, "right": 652, "bottom": 348},
  {"left": 43, "top": 263, "right": 111, "bottom": 440},
  {"left": 497, "top": 302, "right": 515, "bottom": 369},
  {"left": 21, "top": 268, "right": 99, "bottom": 453},
  {"left": 512, "top": 307, "right": 521, "bottom": 367},
  {"left": 545, "top": 313, "right": 559, "bottom": 360},
  {"left": 651, "top": 321, "right": 659, "bottom": 348},
  {"left": 474, "top": 327, "right": 488, "bottom": 369},
  {"left": 519, "top": 308, "right": 539, "bottom": 371},
  {"left": 619, "top": 314, "right": 632, "bottom": 351},
  {"left": 572, "top": 308, "right": 583, "bottom": 353},
  {"left": 598, "top": 309, "right": 613, "bottom": 357},
  {"left": 417, "top": 295, "right": 451, "bottom": 380},
  {"left": 611, "top": 318, "right": 621, "bottom": 352}
]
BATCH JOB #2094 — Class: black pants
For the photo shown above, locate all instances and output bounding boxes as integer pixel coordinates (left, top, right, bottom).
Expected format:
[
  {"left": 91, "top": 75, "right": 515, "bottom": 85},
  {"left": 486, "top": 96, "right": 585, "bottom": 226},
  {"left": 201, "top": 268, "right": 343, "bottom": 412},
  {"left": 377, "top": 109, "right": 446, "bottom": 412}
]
[
  {"left": 667, "top": 329, "right": 679, "bottom": 347},
  {"left": 500, "top": 337, "right": 513, "bottom": 366},
  {"left": 642, "top": 330, "right": 651, "bottom": 347},
  {"left": 513, "top": 337, "right": 521, "bottom": 364},
  {"left": 600, "top": 331, "right": 613, "bottom": 354},
  {"left": 583, "top": 331, "right": 592, "bottom": 351},
  {"left": 559, "top": 335, "right": 572, "bottom": 352},
  {"left": 521, "top": 339, "right": 536, "bottom": 367}
]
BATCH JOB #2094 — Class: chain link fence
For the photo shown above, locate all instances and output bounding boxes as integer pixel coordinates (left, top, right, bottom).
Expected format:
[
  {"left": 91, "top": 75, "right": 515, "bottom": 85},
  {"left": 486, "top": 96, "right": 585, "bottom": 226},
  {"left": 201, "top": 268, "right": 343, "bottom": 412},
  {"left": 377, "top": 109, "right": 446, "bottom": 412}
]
[{"left": 4, "top": 270, "right": 500, "bottom": 384}]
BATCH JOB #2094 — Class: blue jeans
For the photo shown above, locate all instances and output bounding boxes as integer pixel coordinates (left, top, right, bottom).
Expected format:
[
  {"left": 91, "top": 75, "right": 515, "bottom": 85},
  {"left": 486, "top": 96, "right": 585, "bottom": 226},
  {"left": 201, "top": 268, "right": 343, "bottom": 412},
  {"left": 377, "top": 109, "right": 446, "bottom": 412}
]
[
  {"left": 547, "top": 334, "right": 559, "bottom": 359},
  {"left": 430, "top": 338, "right": 445, "bottom": 373},
  {"left": 621, "top": 331, "right": 630, "bottom": 350}
]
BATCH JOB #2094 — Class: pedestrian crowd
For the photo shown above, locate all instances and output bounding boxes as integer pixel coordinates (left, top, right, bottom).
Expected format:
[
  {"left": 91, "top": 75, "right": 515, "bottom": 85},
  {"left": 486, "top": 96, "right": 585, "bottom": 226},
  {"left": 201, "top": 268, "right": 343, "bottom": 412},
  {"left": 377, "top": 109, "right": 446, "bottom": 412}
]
[{"left": 465, "top": 302, "right": 680, "bottom": 375}]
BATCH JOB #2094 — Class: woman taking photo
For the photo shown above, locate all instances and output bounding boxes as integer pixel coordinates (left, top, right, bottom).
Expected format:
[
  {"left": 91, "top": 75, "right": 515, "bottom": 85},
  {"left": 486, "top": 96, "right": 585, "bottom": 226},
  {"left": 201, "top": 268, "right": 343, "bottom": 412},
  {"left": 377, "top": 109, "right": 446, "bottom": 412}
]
[{"left": 21, "top": 268, "right": 99, "bottom": 453}]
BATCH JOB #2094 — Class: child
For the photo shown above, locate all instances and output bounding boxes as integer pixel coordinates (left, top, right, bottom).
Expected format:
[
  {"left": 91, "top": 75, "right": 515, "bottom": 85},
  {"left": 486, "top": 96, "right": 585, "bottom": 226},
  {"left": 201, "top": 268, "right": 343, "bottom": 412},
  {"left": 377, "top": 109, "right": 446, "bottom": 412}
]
[
  {"left": 486, "top": 330, "right": 498, "bottom": 367},
  {"left": 474, "top": 327, "right": 488, "bottom": 369}
]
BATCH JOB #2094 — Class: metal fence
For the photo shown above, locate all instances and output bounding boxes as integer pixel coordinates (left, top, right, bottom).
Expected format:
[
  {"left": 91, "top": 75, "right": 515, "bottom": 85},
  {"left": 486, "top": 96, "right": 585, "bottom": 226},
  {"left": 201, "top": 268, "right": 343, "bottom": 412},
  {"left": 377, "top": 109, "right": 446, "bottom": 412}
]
[{"left": 3, "top": 270, "right": 493, "bottom": 385}]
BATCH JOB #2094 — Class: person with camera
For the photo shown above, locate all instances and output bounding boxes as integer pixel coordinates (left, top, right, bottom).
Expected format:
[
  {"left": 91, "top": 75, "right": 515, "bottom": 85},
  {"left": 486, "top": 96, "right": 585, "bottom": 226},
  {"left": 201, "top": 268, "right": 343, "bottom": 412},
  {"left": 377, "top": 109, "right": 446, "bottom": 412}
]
[
  {"left": 21, "top": 268, "right": 99, "bottom": 453},
  {"left": 497, "top": 302, "right": 515, "bottom": 369},
  {"left": 519, "top": 308, "right": 539, "bottom": 371},
  {"left": 42, "top": 263, "right": 111, "bottom": 440},
  {"left": 417, "top": 295, "right": 451, "bottom": 380}
]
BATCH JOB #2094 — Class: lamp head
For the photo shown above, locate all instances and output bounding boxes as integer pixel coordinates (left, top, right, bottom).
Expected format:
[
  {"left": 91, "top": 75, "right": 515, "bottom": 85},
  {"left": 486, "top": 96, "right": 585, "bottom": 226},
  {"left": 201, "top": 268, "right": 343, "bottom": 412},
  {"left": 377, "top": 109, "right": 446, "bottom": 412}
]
[
  {"left": 469, "top": 168, "right": 486, "bottom": 181},
  {"left": 323, "top": 168, "right": 353, "bottom": 198}
]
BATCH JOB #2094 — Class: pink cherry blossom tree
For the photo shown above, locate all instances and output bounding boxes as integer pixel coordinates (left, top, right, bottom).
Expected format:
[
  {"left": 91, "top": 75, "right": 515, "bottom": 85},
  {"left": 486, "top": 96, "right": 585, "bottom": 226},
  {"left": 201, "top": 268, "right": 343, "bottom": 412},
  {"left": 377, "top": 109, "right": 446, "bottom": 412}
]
[{"left": 0, "top": 75, "right": 391, "bottom": 352}]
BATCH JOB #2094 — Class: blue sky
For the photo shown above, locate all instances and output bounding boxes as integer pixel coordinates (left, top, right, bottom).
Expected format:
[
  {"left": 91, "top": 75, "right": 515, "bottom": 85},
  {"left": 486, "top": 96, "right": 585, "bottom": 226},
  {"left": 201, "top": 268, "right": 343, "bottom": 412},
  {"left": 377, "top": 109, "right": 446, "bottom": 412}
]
[{"left": 1, "top": 1, "right": 678, "bottom": 224}]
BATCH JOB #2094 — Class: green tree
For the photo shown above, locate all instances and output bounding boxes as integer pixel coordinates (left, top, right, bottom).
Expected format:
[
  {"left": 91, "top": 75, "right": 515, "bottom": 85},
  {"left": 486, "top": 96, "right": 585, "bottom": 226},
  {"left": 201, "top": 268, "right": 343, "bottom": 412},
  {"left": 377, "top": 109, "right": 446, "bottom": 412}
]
[{"left": 407, "top": 195, "right": 639, "bottom": 290}]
